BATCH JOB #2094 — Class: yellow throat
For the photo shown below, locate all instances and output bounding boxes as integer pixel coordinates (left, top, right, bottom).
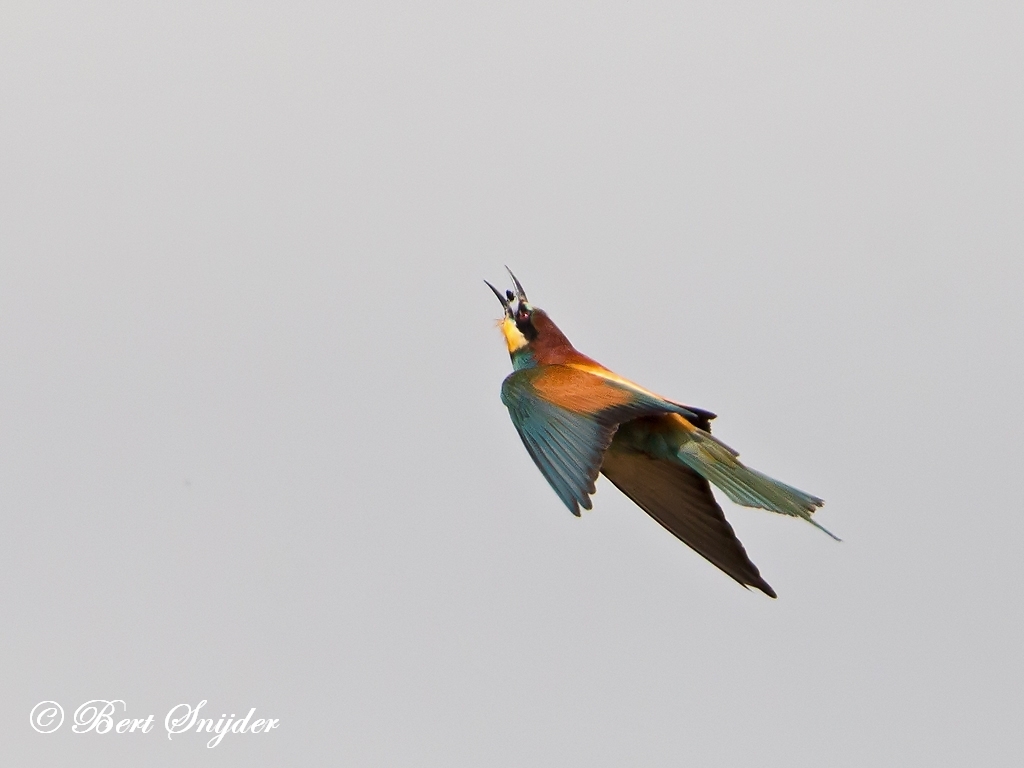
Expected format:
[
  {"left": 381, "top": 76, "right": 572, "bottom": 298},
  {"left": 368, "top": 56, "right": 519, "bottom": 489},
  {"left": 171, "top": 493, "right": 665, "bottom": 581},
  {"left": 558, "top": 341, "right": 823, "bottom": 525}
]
[{"left": 500, "top": 316, "right": 529, "bottom": 354}]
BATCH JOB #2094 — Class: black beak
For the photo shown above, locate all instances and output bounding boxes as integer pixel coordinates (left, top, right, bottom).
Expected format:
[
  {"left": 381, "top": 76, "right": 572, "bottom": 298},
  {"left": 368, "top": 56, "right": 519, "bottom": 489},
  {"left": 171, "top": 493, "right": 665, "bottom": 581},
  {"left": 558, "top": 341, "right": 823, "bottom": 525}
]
[
  {"left": 505, "top": 266, "right": 528, "bottom": 303},
  {"left": 484, "top": 280, "right": 513, "bottom": 317}
]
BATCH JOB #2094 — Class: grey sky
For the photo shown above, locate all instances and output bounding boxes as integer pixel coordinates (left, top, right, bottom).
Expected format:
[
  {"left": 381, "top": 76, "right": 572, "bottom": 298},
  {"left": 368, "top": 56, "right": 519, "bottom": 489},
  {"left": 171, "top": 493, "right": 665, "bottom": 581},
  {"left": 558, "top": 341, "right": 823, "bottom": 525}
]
[{"left": 2, "top": 2, "right": 1022, "bottom": 765}]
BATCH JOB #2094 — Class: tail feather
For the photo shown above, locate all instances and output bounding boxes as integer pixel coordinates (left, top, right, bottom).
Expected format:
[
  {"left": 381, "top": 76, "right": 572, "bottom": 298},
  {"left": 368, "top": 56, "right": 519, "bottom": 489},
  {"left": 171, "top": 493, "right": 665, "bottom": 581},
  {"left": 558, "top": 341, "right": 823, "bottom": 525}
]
[{"left": 674, "top": 431, "right": 839, "bottom": 541}]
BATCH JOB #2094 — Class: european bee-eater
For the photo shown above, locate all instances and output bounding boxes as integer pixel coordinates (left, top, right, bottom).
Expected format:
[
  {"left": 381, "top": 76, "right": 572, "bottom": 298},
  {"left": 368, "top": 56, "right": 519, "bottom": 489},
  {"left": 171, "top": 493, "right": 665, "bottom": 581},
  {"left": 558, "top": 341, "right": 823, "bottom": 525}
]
[{"left": 486, "top": 268, "right": 835, "bottom": 598}]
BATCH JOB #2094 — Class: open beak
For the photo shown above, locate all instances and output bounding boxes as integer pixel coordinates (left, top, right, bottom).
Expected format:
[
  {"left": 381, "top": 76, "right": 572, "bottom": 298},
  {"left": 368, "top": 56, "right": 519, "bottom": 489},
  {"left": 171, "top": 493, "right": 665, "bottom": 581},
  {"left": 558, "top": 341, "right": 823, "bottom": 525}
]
[{"left": 486, "top": 267, "right": 529, "bottom": 318}]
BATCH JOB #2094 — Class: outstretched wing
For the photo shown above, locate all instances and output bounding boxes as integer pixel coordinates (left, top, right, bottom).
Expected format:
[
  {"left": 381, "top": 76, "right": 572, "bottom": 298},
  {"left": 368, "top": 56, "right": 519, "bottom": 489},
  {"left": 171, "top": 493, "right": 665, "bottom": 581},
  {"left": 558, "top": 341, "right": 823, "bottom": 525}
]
[
  {"left": 501, "top": 365, "right": 695, "bottom": 516},
  {"left": 601, "top": 436, "right": 776, "bottom": 597}
]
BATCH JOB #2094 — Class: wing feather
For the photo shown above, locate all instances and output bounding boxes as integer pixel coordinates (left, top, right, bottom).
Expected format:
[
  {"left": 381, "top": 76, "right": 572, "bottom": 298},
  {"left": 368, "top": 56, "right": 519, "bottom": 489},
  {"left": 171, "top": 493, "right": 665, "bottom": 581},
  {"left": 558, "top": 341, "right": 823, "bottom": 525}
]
[
  {"left": 600, "top": 442, "right": 776, "bottom": 597},
  {"left": 501, "top": 366, "right": 687, "bottom": 515}
]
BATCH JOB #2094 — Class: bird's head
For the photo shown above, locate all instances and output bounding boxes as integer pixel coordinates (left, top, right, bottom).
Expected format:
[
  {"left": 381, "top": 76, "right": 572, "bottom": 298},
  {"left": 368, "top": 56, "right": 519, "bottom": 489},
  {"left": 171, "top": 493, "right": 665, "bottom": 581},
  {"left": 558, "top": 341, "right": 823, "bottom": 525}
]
[{"left": 485, "top": 268, "right": 574, "bottom": 368}]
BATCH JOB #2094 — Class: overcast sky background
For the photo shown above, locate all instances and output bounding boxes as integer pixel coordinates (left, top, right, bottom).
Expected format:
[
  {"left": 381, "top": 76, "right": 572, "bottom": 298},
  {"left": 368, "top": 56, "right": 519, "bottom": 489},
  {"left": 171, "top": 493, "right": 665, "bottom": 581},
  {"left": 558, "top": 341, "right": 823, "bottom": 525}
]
[{"left": 2, "top": 2, "right": 1022, "bottom": 765}]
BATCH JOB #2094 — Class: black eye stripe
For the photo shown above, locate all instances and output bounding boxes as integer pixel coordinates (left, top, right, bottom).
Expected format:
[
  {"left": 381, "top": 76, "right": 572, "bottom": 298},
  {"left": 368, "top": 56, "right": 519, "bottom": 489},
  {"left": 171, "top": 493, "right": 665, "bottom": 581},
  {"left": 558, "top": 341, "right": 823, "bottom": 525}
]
[{"left": 515, "top": 310, "right": 537, "bottom": 341}]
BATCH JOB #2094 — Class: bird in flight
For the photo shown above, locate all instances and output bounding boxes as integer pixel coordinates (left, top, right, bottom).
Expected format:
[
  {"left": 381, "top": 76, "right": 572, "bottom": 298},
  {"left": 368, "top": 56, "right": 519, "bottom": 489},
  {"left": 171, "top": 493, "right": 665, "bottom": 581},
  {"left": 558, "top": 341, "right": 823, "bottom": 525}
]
[{"left": 486, "top": 268, "right": 836, "bottom": 598}]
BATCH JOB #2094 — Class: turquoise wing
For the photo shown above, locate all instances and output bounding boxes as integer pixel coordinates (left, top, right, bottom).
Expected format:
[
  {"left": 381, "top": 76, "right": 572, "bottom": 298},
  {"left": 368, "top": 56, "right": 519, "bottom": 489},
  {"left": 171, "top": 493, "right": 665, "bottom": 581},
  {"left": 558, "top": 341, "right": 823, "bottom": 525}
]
[{"left": 500, "top": 365, "right": 694, "bottom": 516}]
